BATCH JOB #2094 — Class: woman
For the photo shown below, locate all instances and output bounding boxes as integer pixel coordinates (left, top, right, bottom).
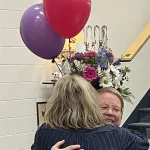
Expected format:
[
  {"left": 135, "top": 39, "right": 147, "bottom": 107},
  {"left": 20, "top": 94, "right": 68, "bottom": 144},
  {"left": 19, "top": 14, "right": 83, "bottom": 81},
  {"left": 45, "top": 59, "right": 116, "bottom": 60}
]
[
  {"left": 52, "top": 87, "right": 124, "bottom": 150},
  {"left": 32, "top": 74, "right": 149, "bottom": 150}
]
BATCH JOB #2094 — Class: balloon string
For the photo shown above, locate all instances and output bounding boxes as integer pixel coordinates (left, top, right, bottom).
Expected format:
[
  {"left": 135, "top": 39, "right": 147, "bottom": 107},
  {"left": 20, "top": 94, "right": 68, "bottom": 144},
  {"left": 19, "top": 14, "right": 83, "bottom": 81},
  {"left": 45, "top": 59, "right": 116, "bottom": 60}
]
[
  {"left": 68, "top": 38, "right": 76, "bottom": 63},
  {"left": 52, "top": 59, "right": 63, "bottom": 76},
  {"left": 68, "top": 38, "right": 72, "bottom": 63}
]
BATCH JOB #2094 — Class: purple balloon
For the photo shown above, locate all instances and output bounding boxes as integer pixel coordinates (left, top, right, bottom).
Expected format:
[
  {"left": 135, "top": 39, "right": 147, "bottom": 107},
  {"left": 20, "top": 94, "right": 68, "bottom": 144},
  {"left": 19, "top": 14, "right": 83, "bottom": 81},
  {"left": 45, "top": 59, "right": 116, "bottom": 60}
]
[{"left": 20, "top": 4, "right": 65, "bottom": 59}]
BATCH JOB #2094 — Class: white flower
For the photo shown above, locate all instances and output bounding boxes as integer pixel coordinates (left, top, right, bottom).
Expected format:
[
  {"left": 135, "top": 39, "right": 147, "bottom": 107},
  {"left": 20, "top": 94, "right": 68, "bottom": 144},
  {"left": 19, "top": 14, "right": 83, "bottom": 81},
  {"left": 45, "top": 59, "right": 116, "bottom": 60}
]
[
  {"left": 110, "top": 65, "right": 120, "bottom": 77},
  {"left": 97, "top": 65, "right": 101, "bottom": 75},
  {"left": 99, "top": 76, "right": 113, "bottom": 87},
  {"left": 112, "top": 74, "right": 122, "bottom": 89},
  {"left": 61, "top": 59, "right": 71, "bottom": 74},
  {"left": 102, "top": 69, "right": 110, "bottom": 77},
  {"left": 73, "top": 60, "right": 80, "bottom": 68},
  {"left": 115, "top": 75, "right": 122, "bottom": 81},
  {"left": 113, "top": 78, "right": 121, "bottom": 89}
]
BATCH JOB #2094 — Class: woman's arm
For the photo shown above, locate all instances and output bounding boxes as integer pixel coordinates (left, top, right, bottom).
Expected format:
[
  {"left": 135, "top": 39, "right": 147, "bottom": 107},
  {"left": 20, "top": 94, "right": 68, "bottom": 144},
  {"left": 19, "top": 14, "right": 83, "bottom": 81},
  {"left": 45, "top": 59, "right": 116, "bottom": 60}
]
[{"left": 51, "top": 140, "right": 83, "bottom": 150}]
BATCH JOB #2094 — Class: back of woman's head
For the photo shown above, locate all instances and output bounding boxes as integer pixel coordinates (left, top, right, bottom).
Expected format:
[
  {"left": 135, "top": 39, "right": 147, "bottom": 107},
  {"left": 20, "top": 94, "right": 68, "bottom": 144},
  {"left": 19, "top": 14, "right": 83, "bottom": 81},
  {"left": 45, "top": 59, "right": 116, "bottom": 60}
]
[{"left": 45, "top": 74, "right": 104, "bottom": 129}]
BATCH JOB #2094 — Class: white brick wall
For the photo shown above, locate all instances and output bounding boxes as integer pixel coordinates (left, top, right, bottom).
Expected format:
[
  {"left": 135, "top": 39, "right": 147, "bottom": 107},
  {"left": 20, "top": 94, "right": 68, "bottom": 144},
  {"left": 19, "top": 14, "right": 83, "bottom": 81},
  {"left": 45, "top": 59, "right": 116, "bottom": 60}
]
[{"left": 0, "top": 0, "right": 55, "bottom": 149}]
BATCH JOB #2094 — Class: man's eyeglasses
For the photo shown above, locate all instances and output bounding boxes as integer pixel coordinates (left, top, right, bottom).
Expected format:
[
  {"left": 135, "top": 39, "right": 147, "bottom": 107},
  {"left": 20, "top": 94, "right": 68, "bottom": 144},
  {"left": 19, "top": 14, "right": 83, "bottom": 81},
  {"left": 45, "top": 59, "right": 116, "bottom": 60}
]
[{"left": 100, "top": 104, "right": 122, "bottom": 115}]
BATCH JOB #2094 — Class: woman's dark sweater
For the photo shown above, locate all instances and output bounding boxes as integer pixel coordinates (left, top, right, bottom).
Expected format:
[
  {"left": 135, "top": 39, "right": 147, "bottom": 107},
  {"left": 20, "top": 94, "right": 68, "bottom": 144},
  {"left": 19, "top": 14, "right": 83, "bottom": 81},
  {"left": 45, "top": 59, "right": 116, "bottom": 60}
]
[{"left": 31, "top": 123, "right": 149, "bottom": 150}]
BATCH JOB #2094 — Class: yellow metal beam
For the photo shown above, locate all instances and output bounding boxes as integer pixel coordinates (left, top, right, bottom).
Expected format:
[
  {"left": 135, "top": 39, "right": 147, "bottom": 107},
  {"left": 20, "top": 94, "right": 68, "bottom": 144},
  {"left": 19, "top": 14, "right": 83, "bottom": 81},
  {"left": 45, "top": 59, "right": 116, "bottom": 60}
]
[{"left": 121, "top": 23, "right": 150, "bottom": 61}]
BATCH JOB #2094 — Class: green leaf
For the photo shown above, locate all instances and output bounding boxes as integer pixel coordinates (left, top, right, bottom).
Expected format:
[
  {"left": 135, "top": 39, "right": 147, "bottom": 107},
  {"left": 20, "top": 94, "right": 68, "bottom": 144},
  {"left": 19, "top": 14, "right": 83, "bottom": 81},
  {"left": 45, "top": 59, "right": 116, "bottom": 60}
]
[
  {"left": 123, "top": 88, "right": 129, "bottom": 91},
  {"left": 128, "top": 93, "right": 135, "bottom": 99},
  {"left": 123, "top": 96, "right": 133, "bottom": 104},
  {"left": 125, "top": 66, "right": 131, "bottom": 73}
]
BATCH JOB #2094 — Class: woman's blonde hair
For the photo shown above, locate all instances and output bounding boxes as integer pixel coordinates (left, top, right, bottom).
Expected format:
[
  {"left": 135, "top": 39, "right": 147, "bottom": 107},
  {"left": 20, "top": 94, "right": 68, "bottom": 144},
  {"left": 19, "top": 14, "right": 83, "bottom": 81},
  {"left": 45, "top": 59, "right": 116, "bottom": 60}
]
[
  {"left": 98, "top": 87, "right": 124, "bottom": 112},
  {"left": 45, "top": 74, "right": 104, "bottom": 129}
]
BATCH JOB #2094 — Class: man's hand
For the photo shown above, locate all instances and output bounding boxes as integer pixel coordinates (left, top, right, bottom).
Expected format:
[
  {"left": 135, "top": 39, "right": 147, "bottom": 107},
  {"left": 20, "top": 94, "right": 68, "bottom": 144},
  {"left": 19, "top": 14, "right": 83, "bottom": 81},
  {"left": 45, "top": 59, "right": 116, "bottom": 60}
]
[{"left": 51, "top": 140, "right": 83, "bottom": 150}]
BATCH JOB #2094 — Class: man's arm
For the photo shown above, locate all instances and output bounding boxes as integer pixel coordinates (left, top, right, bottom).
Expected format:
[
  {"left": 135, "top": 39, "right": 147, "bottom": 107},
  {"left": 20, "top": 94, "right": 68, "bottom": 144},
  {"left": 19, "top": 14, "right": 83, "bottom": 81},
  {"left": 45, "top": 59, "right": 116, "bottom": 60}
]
[{"left": 120, "top": 127, "right": 149, "bottom": 150}]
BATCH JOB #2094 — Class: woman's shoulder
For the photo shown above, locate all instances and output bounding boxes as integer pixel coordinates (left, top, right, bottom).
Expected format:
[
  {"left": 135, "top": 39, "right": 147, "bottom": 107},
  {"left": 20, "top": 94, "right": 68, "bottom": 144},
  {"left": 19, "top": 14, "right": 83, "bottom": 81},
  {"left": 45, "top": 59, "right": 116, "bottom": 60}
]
[
  {"left": 37, "top": 123, "right": 120, "bottom": 133},
  {"left": 93, "top": 124, "right": 121, "bottom": 134},
  {"left": 39, "top": 123, "right": 47, "bottom": 128},
  {"left": 34, "top": 124, "right": 149, "bottom": 150}
]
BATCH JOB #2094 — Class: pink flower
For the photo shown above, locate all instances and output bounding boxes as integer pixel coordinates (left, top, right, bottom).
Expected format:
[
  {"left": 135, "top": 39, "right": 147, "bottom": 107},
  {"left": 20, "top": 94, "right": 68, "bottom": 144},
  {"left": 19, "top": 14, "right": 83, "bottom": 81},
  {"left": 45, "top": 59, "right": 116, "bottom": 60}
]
[
  {"left": 84, "top": 51, "right": 97, "bottom": 59},
  {"left": 108, "top": 52, "right": 114, "bottom": 58},
  {"left": 82, "top": 66, "right": 98, "bottom": 81}
]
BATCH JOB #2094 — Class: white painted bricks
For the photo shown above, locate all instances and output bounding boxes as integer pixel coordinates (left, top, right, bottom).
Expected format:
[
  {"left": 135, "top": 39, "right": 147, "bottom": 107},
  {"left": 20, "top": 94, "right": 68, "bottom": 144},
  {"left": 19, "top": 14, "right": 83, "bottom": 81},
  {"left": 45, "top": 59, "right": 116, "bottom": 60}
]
[{"left": 0, "top": 0, "right": 53, "bottom": 149}]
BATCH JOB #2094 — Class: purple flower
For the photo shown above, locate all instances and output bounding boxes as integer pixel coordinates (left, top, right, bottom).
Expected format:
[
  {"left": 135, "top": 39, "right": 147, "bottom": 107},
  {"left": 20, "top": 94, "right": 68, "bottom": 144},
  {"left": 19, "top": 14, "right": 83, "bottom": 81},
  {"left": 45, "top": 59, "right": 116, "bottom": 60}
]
[
  {"left": 73, "top": 52, "right": 84, "bottom": 61},
  {"left": 101, "top": 65, "right": 108, "bottom": 70},
  {"left": 108, "top": 57, "right": 114, "bottom": 63},
  {"left": 70, "top": 56, "right": 75, "bottom": 63},
  {"left": 113, "top": 59, "right": 121, "bottom": 66},
  {"left": 119, "top": 68, "right": 124, "bottom": 71}
]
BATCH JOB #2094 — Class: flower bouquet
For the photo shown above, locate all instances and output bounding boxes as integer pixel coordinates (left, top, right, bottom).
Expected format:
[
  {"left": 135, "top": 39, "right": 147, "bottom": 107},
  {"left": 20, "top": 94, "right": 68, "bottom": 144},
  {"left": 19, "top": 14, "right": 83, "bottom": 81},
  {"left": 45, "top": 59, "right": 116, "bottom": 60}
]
[{"left": 57, "top": 47, "right": 134, "bottom": 103}]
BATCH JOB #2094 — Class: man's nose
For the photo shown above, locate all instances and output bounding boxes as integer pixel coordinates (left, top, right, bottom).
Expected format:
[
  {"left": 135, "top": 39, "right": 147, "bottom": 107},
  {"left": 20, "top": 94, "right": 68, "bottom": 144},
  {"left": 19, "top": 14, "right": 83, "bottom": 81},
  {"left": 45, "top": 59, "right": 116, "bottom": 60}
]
[{"left": 106, "top": 108, "right": 113, "bottom": 115}]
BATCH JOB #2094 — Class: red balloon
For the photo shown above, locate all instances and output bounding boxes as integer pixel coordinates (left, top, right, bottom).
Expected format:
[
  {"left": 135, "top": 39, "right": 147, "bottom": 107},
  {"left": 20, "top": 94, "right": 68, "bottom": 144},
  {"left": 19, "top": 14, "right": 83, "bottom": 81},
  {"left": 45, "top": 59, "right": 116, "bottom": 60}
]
[{"left": 43, "top": 0, "right": 91, "bottom": 38}]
